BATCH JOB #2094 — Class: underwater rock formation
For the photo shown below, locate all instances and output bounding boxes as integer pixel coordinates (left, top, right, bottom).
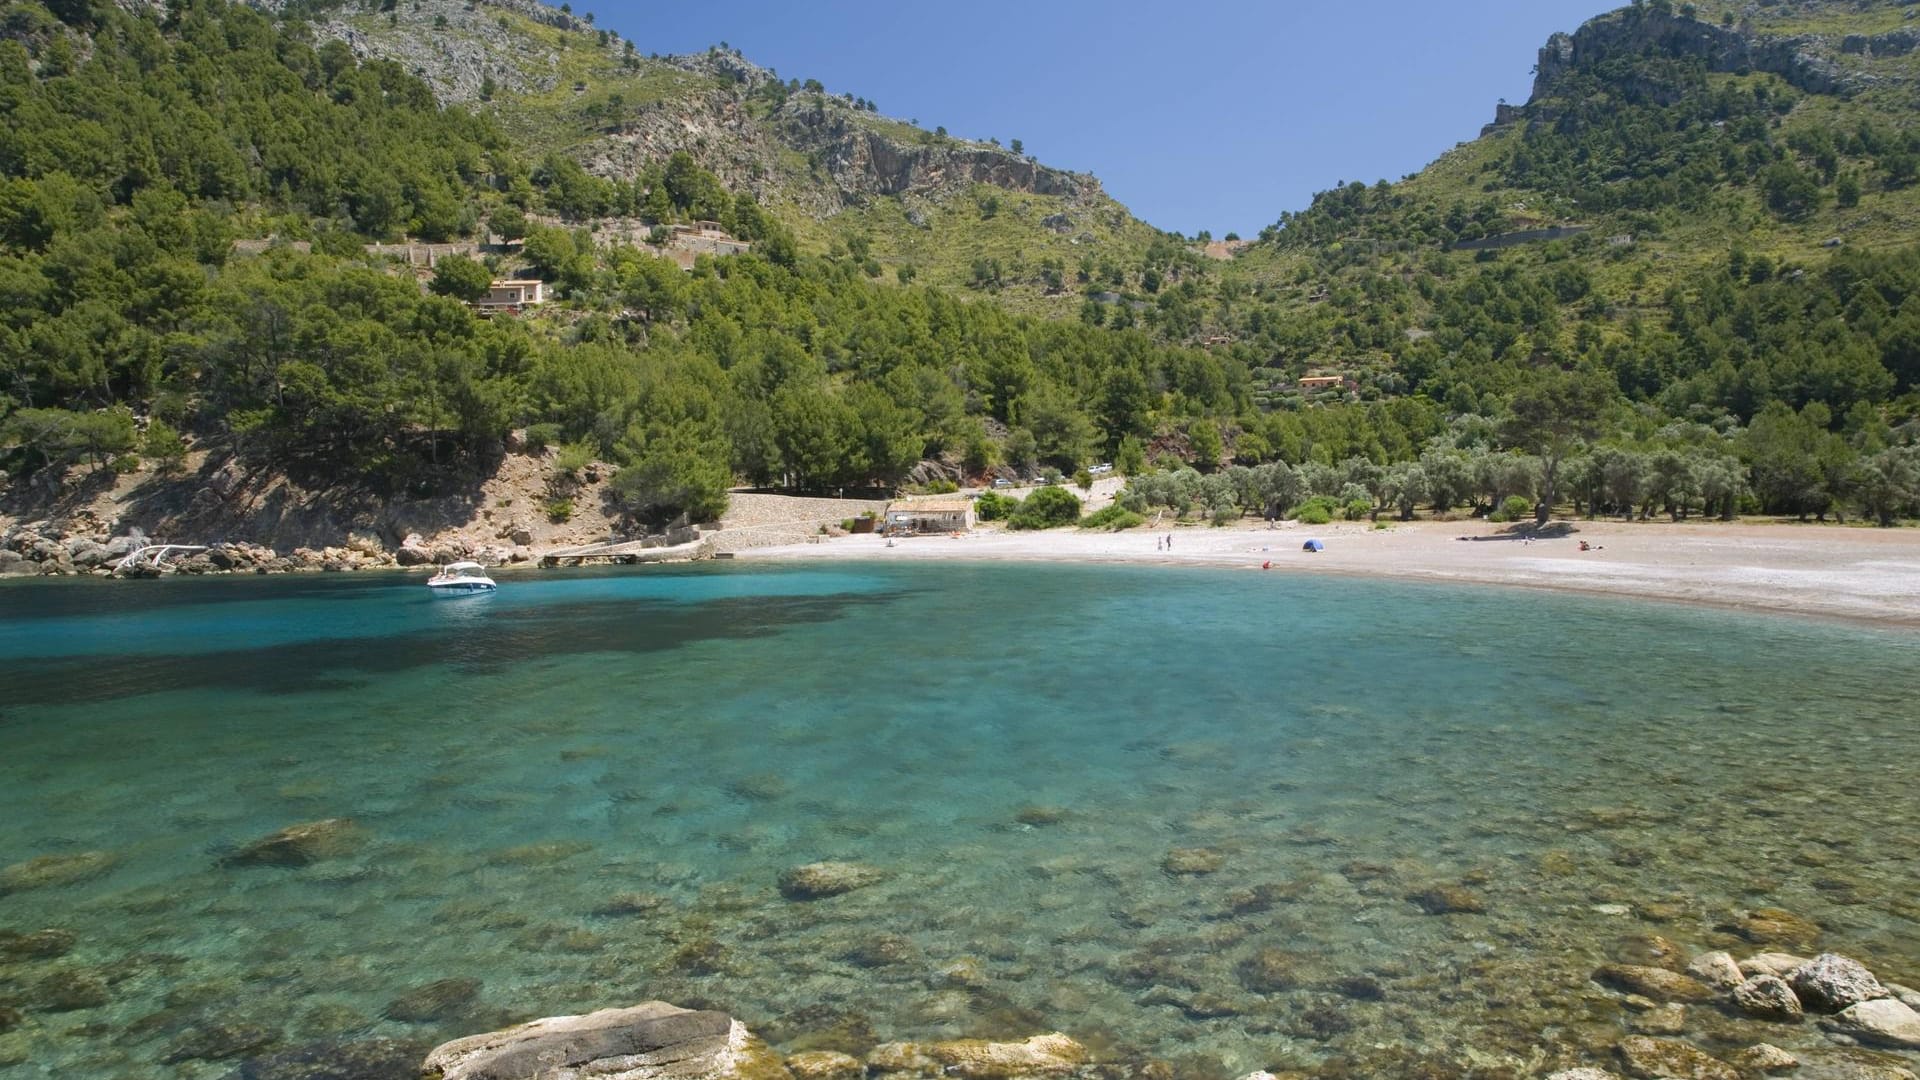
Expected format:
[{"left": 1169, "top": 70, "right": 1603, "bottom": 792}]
[
  {"left": 776, "top": 862, "right": 884, "bottom": 900},
  {"left": 222, "top": 819, "right": 364, "bottom": 868}
]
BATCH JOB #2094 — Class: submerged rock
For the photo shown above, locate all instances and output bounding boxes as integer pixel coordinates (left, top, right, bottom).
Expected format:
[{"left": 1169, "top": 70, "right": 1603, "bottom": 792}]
[
  {"left": 866, "top": 1033, "right": 1089, "bottom": 1079},
  {"left": 1013, "top": 806, "right": 1068, "bottom": 826},
  {"left": 0, "top": 928, "right": 76, "bottom": 959},
  {"left": 1729, "top": 907, "right": 1822, "bottom": 950},
  {"left": 1613, "top": 1036, "right": 1737, "bottom": 1080},
  {"left": 1594, "top": 964, "right": 1717, "bottom": 1003},
  {"left": 1822, "top": 998, "right": 1920, "bottom": 1049},
  {"left": 1793, "top": 953, "right": 1890, "bottom": 1014},
  {"left": 1727, "top": 1044, "right": 1797, "bottom": 1073},
  {"left": 1407, "top": 884, "right": 1485, "bottom": 915},
  {"left": 1237, "top": 948, "right": 1307, "bottom": 993},
  {"left": 1160, "top": 848, "right": 1225, "bottom": 875},
  {"left": 32, "top": 969, "right": 110, "bottom": 1010},
  {"left": 592, "top": 891, "right": 672, "bottom": 917},
  {"left": 382, "top": 978, "right": 483, "bottom": 1023},
  {"left": 777, "top": 862, "right": 885, "bottom": 900},
  {"left": 0, "top": 851, "right": 117, "bottom": 892},
  {"left": 1547, "top": 1071, "right": 1625, "bottom": 1080},
  {"left": 1629, "top": 1003, "right": 1688, "bottom": 1035},
  {"left": 838, "top": 934, "right": 917, "bottom": 969},
  {"left": 220, "top": 1035, "right": 429, "bottom": 1080},
  {"left": 1733, "top": 975, "right": 1804, "bottom": 1022},
  {"left": 420, "top": 1003, "right": 781, "bottom": 1080},
  {"left": 222, "top": 820, "right": 363, "bottom": 868},
  {"left": 163, "top": 1023, "right": 279, "bottom": 1063},
  {"left": 786, "top": 1051, "right": 863, "bottom": 1080}
]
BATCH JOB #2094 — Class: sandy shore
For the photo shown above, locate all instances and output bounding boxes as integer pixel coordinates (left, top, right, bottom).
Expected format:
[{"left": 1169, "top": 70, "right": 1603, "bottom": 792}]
[{"left": 739, "top": 517, "right": 1920, "bottom": 628}]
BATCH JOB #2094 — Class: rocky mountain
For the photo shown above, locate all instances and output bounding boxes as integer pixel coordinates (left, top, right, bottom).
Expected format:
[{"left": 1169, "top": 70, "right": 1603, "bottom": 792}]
[{"left": 287, "top": 0, "right": 1155, "bottom": 299}]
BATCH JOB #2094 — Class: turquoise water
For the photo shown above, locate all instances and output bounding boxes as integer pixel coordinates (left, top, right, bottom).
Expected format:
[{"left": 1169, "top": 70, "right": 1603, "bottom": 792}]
[{"left": 2, "top": 564, "right": 1918, "bottom": 1078}]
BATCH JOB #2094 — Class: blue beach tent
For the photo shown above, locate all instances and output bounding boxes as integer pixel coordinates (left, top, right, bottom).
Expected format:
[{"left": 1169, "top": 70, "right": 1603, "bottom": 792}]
[{"left": 1302, "top": 539, "right": 1325, "bottom": 552}]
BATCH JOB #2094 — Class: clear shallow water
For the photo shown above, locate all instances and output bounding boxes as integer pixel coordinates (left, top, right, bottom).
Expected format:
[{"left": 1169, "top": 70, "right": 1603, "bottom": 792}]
[{"left": 1, "top": 564, "right": 1918, "bottom": 1078}]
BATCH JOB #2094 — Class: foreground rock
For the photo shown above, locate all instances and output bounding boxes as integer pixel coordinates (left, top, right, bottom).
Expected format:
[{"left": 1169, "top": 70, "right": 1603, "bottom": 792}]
[
  {"left": 867, "top": 1033, "right": 1089, "bottom": 1079},
  {"left": 1613, "top": 1037, "right": 1737, "bottom": 1080},
  {"left": 1727, "top": 1044, "right": 1797, "bottom": 1073},
  {"left": 777, "top": 862, "right": 884, "bottom": 901},
  {"left": 421, "top": 1002, "right": 787, "bottom": 1080},
  {"left": 1822, "top": 998, "right": 1920, "bottom": 1049},
  {"left": 1685, "top": 951, "right": 1744, "bottom": 990},
  {"left": 1594, "top": 964, "right": 1716, "bottom": 1003},
  {"left": 222, "top": 820, "right": 363, "bottom": 868},
  {"left": 1733, "top": 975, "right": 1805, "bottom": 1022},
  {"left": 1792, "top": 953, "right": 1890, "bottom": 1014}
]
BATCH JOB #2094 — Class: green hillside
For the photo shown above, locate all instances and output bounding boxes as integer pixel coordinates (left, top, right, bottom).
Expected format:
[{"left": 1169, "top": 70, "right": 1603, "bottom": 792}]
[{"left": 4, "top": 0, "right": 1920, "bottom": 528}]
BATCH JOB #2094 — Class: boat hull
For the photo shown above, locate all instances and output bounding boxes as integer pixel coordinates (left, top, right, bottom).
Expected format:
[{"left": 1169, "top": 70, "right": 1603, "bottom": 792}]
[{"left": 427, "top": 581, "right": 496, "bottom": 595}]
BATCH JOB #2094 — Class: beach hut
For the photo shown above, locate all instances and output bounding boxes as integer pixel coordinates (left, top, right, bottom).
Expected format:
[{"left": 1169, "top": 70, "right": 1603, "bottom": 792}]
[
  {"left": 884, "top": 497, "right": 974, "bottom": 535},
  {"left": 1302, "top": 539, "right": 1325, "bottom": 552}
]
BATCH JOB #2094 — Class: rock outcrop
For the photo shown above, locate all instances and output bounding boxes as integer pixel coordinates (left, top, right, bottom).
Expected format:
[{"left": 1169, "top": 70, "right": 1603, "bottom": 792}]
[{"left": 1529, "top": 6, "right": 1856, "bottom": 109}]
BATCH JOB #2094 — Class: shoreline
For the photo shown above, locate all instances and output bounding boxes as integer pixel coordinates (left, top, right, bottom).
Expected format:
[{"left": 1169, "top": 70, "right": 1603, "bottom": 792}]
[
  {"left": 8, "top": 513, "right": 1918, "bottom": 632},
  {"left": 736, "top": 518, "right": 1920, "bottom": 631}
]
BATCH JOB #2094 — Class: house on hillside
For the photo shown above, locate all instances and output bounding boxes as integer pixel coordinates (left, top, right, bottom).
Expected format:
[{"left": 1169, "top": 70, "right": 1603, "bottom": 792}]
[
  {"left": 475, "top": 280, "right": 547, "bottom": 315},
  {"left": 1298, "top": 375, "right": 1344, "bottom": 390},
  {"left": 884, "top": 497, "right": 974, "bottom": 535}
]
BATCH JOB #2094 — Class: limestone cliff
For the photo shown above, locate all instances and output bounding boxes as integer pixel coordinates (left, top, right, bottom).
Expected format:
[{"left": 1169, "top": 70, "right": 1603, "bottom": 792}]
[{"left": 289, "top": 0, "right": 1103, "bottom": 218}]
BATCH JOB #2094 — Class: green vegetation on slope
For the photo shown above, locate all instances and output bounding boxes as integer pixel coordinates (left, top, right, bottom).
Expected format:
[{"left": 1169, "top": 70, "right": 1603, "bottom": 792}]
[{"left": 6, "top": 0, "right": 1920, "bottom": 528}]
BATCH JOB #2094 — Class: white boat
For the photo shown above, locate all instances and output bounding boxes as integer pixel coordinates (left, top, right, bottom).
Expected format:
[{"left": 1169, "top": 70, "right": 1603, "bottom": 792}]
[{"left": 426, "top": 561, "right": 496, "bottom": 595}]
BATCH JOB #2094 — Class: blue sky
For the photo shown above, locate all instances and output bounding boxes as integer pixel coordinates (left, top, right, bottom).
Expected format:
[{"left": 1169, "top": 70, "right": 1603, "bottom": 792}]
[{"left": 593, "top": 2, "right": 1616, "bottom": 237}]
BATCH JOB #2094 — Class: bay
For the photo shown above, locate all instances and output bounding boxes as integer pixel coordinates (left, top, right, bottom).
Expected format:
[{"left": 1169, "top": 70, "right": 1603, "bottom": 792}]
[{"left": 1, "top": 563, "right": 1917, "bottom": 1077}]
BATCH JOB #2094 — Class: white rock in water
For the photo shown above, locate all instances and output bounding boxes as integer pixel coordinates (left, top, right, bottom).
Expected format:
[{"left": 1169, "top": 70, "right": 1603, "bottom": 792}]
[
  {"left": 1592, "top": 903, "right": 1632, "bottom": 916},
  {"left": 1821, "top": 997, "right": 1920, "bottom": 1050},
  {"left": 1792, "top": 953, "right": 1889, "bottom": 1013},
  {"left": 1687, "top": 950, "right": 1745, "bottom": 990},
  {"left": 1547, "top": 1070, "right": 1625, "bottom": 1080}
]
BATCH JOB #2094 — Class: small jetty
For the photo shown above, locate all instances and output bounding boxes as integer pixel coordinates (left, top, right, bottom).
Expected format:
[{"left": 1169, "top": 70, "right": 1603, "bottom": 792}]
[{"left": 538, "top": 537, "right": 710, "bottom": 568}]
